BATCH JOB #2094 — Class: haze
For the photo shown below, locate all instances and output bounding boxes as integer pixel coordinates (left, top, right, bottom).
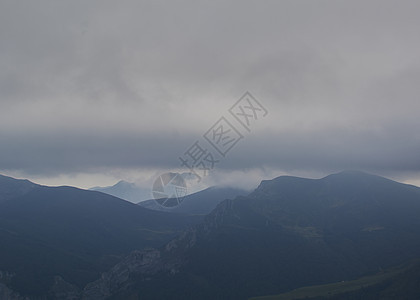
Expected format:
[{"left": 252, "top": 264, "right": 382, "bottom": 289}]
[{"left": 1, "top": 0, "right": 419, "bottom": 190}]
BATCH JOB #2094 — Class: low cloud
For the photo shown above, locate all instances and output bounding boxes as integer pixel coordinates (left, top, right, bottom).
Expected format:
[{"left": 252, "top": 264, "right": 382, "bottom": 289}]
[{"left": 1, "top": 0, "right": 419, "bottom": 187}]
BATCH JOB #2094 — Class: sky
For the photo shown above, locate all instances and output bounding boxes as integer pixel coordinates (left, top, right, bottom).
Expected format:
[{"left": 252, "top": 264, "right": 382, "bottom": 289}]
[{"left": 1, "top": 0, "right": 420, "bottom": 192}]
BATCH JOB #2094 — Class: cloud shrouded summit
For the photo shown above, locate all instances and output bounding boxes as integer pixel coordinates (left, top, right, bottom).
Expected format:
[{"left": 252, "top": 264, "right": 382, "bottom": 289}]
[{"left": 0, "top": 0, "right": 419, "bottom": 188}]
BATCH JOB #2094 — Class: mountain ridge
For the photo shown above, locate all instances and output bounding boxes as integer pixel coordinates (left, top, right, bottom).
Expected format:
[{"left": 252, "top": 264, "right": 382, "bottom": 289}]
[
  {"left": 83, "top": 171, "right": 420, "bottom": 299},
  {"left": 0, "top": 174, "right": 203, "bottom": 297},
  {"left": 138, "top": 186, "right": 249, "bottom": 215}
]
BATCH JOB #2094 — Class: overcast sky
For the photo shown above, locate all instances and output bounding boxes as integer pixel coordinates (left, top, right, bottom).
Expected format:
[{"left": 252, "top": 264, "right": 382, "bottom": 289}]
[{"left": 1, "top": 0, "right": 419, "bottom": 190}]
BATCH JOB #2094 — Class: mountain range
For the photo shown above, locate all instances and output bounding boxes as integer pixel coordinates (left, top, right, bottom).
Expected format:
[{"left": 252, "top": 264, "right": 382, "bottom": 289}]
[
  {"left": 0, "top": 175, "right": 202, "bottom": 297},
  {"left": 93, "top": 178, "right": 249, "bottom": 215},
  {"left": 2, "top": 171, "right": 420, "bottom": 299},
  {"left": 83, "top": 171, "right": 420, "bottom": 299}
]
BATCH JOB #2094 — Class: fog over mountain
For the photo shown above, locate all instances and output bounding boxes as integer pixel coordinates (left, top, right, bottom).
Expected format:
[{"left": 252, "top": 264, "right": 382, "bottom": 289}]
[
  {"left": 90, "top": 180, "right": 152, "bottom": 203},
  {"left": 0, "top": 1, "right": 419, "bottom": 189},
  {"left": 138, "top": 186, "right": 249, "bottom": 215},
  {"left": 2, "top": 171, "right": 420, "bottom": 299},
  {"left": 83, "top": 171, "right": 420, "bottom": 299},
  {"left": 1, "top": 2, "right": 420, "bottom": 298}
]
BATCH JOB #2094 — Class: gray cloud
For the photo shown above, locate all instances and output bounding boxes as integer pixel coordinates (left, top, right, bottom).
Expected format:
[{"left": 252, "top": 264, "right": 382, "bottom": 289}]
[{"left": 1, "top": 0, "right": 420, "bottom": 186}]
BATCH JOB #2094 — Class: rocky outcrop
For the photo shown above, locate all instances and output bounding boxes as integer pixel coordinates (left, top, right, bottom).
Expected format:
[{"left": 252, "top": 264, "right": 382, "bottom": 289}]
[
  {"left": 82, "top": 249, "right": 177, "bottom": 299},
  {"left": 0, "top": 283, "right": 27, "bottom": 300},
  {"left": 0, "top": 270, "right": 27, "bottom": 300},
  {"left": 47, "top": 276, "right": 80, "bottom": 300},
  {"left": 0, "top": 272, "right": 80, "bottom": 300},
  {"left": 81, "top": 198, "right": 237, "bottom": 299}
]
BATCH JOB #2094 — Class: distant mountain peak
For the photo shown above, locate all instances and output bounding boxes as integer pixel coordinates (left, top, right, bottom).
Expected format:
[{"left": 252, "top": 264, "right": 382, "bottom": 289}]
[
  {"left": 90, "top": 180, "right": 151, "bottom": 203},
  {"left": 258, "top": 171, "right": 397, "bottom": 191},
  {"left": 114, "top": 180, "right": 136, "bottom": 187}
]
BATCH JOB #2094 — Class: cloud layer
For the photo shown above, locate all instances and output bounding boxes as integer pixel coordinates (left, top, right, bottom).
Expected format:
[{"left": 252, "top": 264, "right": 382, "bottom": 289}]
[{"left": 1, "top": 0, "right": 419, "bottom": 187}]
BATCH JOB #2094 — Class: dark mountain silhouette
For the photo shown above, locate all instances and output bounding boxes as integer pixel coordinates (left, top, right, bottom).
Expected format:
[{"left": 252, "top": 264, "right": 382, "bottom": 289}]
[
  {"left": 84, "top": 171, "right": 420, "bottom": 299},
  {"left": 0, "top": 174, "right": 38, "bottom": 203},
  {"left": 138, "top": 186, "right": 249, "bottom": 215},
  {"left": 0, "top": 175, "right": 202, "bottom": 297}
]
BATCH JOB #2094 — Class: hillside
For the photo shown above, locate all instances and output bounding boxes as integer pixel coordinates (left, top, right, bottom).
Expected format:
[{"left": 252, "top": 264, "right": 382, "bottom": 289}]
[
  {"left": 251, "top": 260, "right": 420, "bottom": 300},
  {"left": 138, "top": 186, "right": 249, "bottom": 215},
  {"left": 83, "top": 171, "right": 420, "bottom": 299},
  {"left": 0, "top": 175, "right": 202, "bottom": 297}
]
